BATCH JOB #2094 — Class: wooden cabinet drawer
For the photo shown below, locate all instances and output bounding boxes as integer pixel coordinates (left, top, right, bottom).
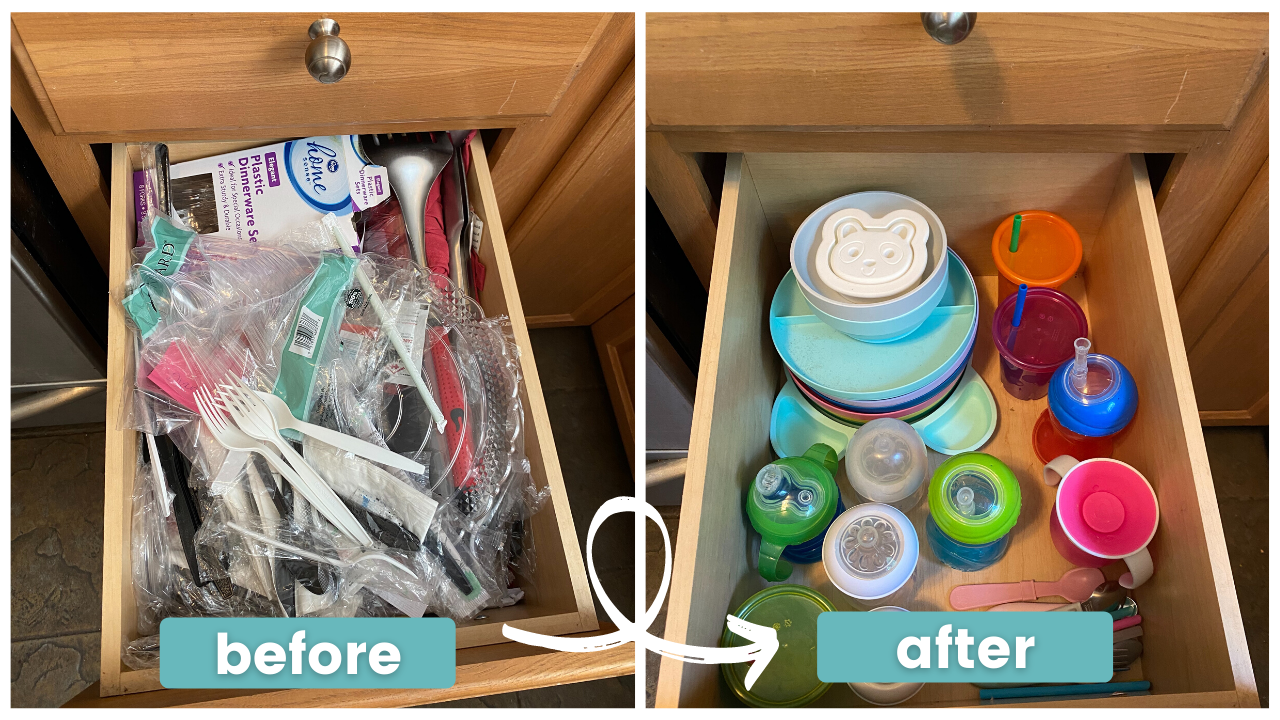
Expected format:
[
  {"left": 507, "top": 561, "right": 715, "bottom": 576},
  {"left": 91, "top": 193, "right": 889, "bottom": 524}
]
[
  {"left": 648, "top": 13, "right": 1266, "bottom": 142},
  {"left": 13, "top": 13, "right": 607, "bottom": 140},
  {"left": 654, "top": 152, "right": 1256, "bottom": 707},
  {"left": 99, "top": 135, "right": 631, "bottom": 705}
]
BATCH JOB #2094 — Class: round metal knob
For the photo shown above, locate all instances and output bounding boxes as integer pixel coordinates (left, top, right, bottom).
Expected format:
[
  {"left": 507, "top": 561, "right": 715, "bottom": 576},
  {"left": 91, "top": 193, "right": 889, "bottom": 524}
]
[
  {"left": 305, "top": 18, "right": 350, "bottom": 84},
  {"left": 920, "top": 12, "right": 977, "bottom": 45}
]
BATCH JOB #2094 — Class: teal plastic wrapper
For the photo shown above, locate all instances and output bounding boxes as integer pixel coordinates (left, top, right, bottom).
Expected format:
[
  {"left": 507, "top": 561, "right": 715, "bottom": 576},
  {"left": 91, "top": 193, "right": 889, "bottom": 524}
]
[
  {"left": 272, "top": 253, "right": 358, "bottom": 436},
  {"left": 122, "top": 217, "right": 198, "bottom": 339}
]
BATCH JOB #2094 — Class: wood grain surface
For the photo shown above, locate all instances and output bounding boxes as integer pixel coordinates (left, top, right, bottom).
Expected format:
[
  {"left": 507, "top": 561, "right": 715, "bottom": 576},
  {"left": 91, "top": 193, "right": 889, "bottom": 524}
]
[
  {"left": 648, "top": 13, "right": 1267, "bottom": 132},
  {"left": 491, "top": 13, "right": 634, "bottom": 224},
  {"left": 1157, "top": 67, "right": 1268, "bottom": 294},
  {"left": 508, "top": 61, "right": 635, "bottom": 327},
  {"left": 1177, "top": 158, "right": 1269, "bottom": 349},
  {"left": 1087, "top": 156, "right": 1256, "bottom": 705},
  {"left": 1187, "top": 258, "right": 1268, "bottom": 415},
  {"left": 646, "top": 131, "right": 718, "bottom": 288},
  {"left": 11, "top": 32, "right": 111, "bottom": 269},
  {"left": 655, "top": 154, "right": 784, "bottom": 707},
  {"left": 592, "top": 295, "right": 637, "bottom": 469},
  {"left": 13, "top": 13, "right": 605, "bottom": 136},
  {"left": 69, "top": 638, "right": 633, "bottom": 707}
]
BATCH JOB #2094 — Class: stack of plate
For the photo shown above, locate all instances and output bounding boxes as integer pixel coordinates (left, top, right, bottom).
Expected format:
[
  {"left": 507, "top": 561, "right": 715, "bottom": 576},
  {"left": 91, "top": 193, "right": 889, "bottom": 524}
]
[{"left": 770, "top": 250, "right": 997, "bottom": 456}]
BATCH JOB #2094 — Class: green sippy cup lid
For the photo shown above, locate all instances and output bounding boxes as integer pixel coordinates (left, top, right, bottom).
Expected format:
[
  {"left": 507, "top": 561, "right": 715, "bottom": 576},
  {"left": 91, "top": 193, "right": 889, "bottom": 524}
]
[
  {"left": 747, "top": 444, "right": 840, "bottom": 546},
  {"left": 928, "top": 452, "right": 1022, "bottom": 545}
]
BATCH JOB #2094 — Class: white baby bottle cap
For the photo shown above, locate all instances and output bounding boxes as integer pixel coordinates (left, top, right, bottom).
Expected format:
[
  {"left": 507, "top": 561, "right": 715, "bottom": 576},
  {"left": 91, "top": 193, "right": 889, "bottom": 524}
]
[{"left": 823, "top": 503, "right": 919, "bottom": 600}]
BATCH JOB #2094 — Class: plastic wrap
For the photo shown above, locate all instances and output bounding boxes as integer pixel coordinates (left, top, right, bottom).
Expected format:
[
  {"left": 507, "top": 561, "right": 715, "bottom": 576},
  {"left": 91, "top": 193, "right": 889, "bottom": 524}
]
[{"left": 117, "top": 149, "right": 546, "bottom": 668}]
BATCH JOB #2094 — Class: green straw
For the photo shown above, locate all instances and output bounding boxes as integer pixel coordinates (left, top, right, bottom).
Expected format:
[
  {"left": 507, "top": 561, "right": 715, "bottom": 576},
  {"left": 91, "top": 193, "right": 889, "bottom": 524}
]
[{"left": 1010, "top": 214, "right": 1023, "bottom": 252}]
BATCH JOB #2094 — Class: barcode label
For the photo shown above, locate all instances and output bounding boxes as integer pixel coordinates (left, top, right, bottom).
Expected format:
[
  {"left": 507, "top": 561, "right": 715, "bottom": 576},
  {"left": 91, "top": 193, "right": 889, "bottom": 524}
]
[{"left": 288, "top": 306, "right": 324, "bottom": 359}]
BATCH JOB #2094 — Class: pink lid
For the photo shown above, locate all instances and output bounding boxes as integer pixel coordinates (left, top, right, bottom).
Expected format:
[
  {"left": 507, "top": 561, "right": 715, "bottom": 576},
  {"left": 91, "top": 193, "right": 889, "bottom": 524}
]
[{"left": 1056, "top": 458, "right": 1158, "bottom": 558}]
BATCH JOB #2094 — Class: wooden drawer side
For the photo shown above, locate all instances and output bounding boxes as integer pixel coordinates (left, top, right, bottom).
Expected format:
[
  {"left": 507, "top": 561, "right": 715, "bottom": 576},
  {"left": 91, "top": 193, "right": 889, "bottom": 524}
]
[
  {"left": 655, "top": 155, "right": 783, "bottom": 707},
  {"left": 1087, "top": 156, "right": 1257, "bottom": 705}
]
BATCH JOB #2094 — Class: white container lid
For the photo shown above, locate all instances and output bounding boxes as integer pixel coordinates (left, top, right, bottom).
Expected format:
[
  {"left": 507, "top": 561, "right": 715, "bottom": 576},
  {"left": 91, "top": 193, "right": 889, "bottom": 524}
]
[
  {"left": 823, "top": 503, "right": 919, "bottom": 600},
  {"left": 814, "top": 208, "right": 931, "bottom": 301},
  {"left": 845, "top": 418, "right": 928, "bottom": 505}
]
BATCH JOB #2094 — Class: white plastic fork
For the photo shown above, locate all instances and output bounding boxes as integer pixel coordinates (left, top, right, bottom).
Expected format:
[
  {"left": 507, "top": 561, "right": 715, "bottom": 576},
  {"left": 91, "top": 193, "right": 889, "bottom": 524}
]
[
  {"left": 201, "top": 385, "right": 373, "bottom": 546},
  {"left": 248, "top": 389, "right": 425, "bottom": 474},
  {"left": 212, "top": 383, "right": 373, "bottom": 546},
  {"left": 194, "top": 388, "right": 356, "bottom": 544}
]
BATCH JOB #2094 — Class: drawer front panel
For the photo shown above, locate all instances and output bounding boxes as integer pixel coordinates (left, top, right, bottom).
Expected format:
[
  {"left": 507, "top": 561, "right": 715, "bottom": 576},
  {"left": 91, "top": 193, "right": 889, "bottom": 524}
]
[
  {"left": 656, "top": 152, "right": 1254, "bottom": 707},
  {"left": 15, "top": 13, "right": 606, "bottom": 136},
  {"left": 648, "top": 13, "right": 1266, "bottom": 132}
]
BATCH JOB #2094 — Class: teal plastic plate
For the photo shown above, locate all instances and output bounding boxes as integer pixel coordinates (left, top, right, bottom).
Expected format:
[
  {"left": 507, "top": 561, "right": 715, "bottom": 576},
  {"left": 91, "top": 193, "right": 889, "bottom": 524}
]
[
  {"left": 770, "top": 377, "right": 858, "bottom": 460},
  {"left": 912, "top": 365, "right": 998, "bottom": 455},
  {"left": 771, "top": 252, "right": 977, "bottom": 403}
]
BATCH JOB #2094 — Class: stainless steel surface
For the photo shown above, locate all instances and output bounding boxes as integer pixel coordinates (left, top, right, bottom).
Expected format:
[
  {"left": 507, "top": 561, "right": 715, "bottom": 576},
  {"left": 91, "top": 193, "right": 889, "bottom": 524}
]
[
  {"left": 11, "top": 231, "right": 107, "bottom": 375},
  {"left": 444, "top": 145, "right": 474, "bottom": 297},
  {"left": 1080, "top": 581, "right": 1128, "bottom": 613},
  {"left": 920, "top": 12, "right": 977, "bottom": 45},
  {"left": 1113, "top": 638, "right": 1143, "bottom": 670},
  {"left": 11, "top": 379, "right": 106, "bottom": 392},
  {"left": 305, "top": 18, "right": 351, "bottom": 84},
  {"left": 356, "top": 134, "right": 454, "bottom": 267},
  {"left": 12, "top": 385, "right": 105, "bottom": 422}
]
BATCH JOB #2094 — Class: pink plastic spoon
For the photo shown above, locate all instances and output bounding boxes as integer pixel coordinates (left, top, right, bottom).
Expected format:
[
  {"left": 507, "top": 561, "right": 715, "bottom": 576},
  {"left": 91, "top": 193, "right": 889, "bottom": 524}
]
[{"left": 949, "top": 567, "right": 1105, "bottom": 610}]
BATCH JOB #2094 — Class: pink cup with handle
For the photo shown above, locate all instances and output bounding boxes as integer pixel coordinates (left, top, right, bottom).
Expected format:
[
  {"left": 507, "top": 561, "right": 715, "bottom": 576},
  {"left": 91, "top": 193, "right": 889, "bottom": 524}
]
[{"left": 1043, "top": 455, "right": 1158, "bottom": 589}]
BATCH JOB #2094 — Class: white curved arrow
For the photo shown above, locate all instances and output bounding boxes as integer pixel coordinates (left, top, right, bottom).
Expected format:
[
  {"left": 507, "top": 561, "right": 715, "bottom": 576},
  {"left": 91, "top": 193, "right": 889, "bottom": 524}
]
[{"left": 502, "top": 496, "right": 780, "bottom": 690}]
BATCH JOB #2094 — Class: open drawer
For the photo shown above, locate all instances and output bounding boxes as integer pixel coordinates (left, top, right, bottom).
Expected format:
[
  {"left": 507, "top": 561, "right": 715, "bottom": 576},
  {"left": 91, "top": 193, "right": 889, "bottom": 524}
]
[
  {"left": 99, "top": 135, "right": 630, "bottom": 704},
  {"left": 655, "top": 153, "right": 1257, "bottom": 707}
]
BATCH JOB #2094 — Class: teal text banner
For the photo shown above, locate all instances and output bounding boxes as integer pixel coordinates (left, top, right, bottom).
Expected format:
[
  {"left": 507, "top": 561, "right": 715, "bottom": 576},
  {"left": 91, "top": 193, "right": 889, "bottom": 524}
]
[
  {"left": 817, "top": 612, "right": 1112, "bottom": 684},
  {"left": 160, "top": 617, "right": 455, "bottom": 689}
]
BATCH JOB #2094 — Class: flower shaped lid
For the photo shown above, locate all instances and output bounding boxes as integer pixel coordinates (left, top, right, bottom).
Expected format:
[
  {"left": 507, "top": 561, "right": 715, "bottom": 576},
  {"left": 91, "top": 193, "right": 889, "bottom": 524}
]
[{"left": 823, "top": 503, "right": 919, "bottom": 600}]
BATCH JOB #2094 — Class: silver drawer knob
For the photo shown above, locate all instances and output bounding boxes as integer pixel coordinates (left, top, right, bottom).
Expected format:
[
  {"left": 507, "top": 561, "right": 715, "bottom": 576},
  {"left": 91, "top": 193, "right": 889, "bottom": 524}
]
[
  {"left": 305, "top": 18, "right": 350, "bottom": 84},
  {"left": 920, "top": 12, "right": 977, "bottom": 45}
]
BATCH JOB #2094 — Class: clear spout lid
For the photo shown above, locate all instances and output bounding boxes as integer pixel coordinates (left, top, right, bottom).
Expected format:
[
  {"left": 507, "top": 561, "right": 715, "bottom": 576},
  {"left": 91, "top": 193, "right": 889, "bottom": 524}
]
[
  {"left": 1048, "top": 345, "right": 1138, "bottom": 437},
  {"left": 747, "top": 448, "right": 840, "bottom": 545},
  {"left": 844, "top": 418, "right": 928, "bottom": 504}
]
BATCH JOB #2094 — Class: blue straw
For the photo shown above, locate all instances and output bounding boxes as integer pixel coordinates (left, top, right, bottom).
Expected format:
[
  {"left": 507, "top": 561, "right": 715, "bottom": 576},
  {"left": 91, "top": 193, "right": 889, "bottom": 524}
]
[
  {"left": 1007, "top": 284, "right": 1029, "bottom": 354},
  {"left": 1012, "top": 284, "right": 1029, "bottom": 327}
]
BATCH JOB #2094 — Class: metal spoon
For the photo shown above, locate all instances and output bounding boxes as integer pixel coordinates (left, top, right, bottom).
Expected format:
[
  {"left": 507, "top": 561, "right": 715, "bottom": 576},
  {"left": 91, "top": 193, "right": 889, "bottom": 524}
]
[{"left": 1080, "top": 580, "right": 1128, "bottom": 612}]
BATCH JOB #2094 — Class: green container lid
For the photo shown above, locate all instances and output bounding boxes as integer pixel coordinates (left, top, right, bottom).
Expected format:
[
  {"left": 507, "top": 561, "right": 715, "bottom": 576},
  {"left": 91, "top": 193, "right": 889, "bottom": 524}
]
[
  {"left": 928, "top": 452, "right": 1022, "bottom": 545},
  {"left": 720, "top": 584, "right": 836, "bottom": 708}
]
